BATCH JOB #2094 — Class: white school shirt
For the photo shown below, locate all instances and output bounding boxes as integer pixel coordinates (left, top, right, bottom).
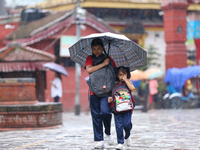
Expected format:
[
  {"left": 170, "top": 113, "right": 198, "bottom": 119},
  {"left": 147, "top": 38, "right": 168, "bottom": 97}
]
[{"left": 51, "top": 77, "right": 62, "bottom": 98}]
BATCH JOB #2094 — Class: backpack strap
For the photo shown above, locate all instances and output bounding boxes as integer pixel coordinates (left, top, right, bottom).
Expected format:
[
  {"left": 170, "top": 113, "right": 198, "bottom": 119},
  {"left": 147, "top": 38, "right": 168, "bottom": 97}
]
[{"left": 90, "top": 54, "right": 107, "bottom": 66}]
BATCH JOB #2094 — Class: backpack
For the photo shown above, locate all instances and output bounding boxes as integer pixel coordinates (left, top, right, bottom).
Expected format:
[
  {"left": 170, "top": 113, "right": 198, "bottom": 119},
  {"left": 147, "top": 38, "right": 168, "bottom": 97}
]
[
  {"left": 112, "top": 83, "right": 135, "bottom": 113},
  {"left": 86, "top": 54, "right": 116, "bottom": 97}
]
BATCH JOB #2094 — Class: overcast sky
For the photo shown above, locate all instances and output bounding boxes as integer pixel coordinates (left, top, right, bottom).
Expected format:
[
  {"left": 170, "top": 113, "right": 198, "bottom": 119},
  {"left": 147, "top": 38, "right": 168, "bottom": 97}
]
[{"left": 5, "top": 0, "right": 46, "bottom": 7}]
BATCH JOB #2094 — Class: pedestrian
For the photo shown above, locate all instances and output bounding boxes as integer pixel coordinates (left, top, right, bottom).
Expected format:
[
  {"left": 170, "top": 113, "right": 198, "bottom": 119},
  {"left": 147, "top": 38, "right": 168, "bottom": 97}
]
[
  {"left": 108, "top": 66, "right": 136, "bottom": 150},
  {"left": 51, "top": 72, "right": 62, "bottom": 102},
  {"left": 166, "top": 82, "right": 178, "bottom": 94},
  {"left": 142, "top": 79, "right": 149, "bottom": 112},
  {"left": 84, "top": 37, "right": 116, "bottom": 149},
  {"left": 149, "top": 79, "right": 158, "bottom": 109}
]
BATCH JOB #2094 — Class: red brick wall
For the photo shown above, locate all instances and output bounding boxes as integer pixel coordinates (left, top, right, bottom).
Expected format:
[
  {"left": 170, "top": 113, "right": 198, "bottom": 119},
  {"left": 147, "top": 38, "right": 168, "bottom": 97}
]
[
  {"left": 29, "top": 39, "right": 56, "bottom": 55},
  {"left": 29, "top": 24, "right": 102, "bottom": 55},
  {"left": 45, "top": 67, "right": 90, "bottom": 112},
  {"left": 0, "top": 110, "right": 62, "bottom": 128},
  {"left": 0, "top": 82, "right": 37, "bottom": 105}
]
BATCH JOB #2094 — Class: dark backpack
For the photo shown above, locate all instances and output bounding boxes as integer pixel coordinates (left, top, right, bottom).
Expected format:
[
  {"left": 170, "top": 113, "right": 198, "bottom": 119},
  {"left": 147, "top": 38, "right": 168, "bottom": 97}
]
[
  {"left": 86, "top": 54, "right": 116, "bottom": 97},
  {"left": 112, "top": 83, "right": 135, "bottom": 113}
]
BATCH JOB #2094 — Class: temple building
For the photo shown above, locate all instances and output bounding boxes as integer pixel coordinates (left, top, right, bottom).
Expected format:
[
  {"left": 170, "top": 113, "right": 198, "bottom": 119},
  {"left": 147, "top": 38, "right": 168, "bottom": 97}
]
[
  {"left": 1, "top": 0, "right": 200, "bottom": 112},
  {"left": 2, "top": 10, "right": 116, "bottom": 111},
  {"left": 28, "top": 0, "right": 200, "bottom": 71}
]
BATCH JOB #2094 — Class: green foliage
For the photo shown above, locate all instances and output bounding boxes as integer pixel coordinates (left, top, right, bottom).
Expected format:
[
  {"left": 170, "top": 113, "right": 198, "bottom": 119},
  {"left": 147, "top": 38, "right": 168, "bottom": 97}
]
[
  {"left": 139, "top": 45, "right": 161, "bottom": 71},
  {"left": 140, "top": 81, "right": 146, "bottom": 90},
  {"left": 158, "top": 81, "right": 167, "bottom": 94}
]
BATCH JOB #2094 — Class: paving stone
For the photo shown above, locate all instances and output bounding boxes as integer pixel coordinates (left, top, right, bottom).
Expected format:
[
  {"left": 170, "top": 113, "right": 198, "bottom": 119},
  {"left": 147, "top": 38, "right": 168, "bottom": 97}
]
[{"left": 0, "top": 109, "right": 200, "bottom": 149}]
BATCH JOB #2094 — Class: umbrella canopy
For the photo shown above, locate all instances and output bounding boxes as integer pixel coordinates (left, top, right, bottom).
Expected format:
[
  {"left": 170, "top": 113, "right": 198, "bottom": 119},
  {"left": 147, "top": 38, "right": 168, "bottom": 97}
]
[
  {"left": 130, "top": 70, "right": 148, "bottom": 81},
  {"left": 69, "top": 32, "right": 147, "bottom": 71},
  {"left": 43, "top": 62, "right": 69, "bottom": 77},
  {"left": 144, "top": 68, "right": 164, "bottom": 79},
  {"left": 148, "top": 70, "right": 164, "bottom": 80}
]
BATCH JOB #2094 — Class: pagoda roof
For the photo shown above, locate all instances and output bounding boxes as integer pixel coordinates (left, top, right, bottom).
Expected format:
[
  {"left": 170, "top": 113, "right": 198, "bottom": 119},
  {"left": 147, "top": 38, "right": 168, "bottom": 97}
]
[
  {"left": 0, "top": 44, "right": 55, "bottom": 72},
  {"left": 6, "top": 10, "right": 116, "bottom": 46}
]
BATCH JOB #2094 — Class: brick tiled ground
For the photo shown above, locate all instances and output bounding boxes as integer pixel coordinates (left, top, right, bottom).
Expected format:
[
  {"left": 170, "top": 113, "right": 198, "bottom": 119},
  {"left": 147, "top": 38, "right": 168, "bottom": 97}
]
[{"left": 0, "top": 109, "right": 200, "bottom": 150}]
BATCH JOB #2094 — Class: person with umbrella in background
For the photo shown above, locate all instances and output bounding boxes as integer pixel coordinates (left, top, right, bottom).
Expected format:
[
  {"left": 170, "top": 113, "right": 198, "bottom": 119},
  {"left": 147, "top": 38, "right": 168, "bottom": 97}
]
[
  {"left": 69, "top": 32, "right": 147, "bottom": 149},
  {"left": 43, "top": 62, "right": 69, "bottom": 103},
  {"left": 51, "top": 72, "right": 62, "bottom": 102}
]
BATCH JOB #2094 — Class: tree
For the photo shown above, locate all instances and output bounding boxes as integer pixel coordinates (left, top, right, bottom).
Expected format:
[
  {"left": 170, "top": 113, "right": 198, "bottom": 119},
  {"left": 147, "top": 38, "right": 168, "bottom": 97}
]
[{"left": 140, "top": 44, "right": 161, "bottom": 71}]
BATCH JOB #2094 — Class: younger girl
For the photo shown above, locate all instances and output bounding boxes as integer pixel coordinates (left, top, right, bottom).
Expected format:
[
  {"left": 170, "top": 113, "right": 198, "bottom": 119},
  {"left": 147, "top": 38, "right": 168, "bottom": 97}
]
[{"left": 108, "top": 66, "right": 135, "bottom": 150}]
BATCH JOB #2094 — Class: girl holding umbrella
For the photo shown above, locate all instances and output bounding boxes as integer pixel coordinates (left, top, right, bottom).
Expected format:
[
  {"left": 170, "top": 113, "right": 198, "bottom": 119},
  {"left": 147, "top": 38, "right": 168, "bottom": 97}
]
[{"left": 84, "top": 38, "right": 116, "bottom": 149}]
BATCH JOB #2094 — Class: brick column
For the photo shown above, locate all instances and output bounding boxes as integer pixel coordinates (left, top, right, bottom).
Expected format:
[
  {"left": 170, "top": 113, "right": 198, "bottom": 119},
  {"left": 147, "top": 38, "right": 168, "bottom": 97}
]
[{"left": 161, "top": 0, "right": 188, "bottom": 70}]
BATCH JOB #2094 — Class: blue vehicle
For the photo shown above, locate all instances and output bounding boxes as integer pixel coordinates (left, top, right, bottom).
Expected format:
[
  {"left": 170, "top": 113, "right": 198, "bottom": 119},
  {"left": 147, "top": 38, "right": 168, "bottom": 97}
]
[{"left": 163, "top": 66, "right": 200, "bottom": 109}]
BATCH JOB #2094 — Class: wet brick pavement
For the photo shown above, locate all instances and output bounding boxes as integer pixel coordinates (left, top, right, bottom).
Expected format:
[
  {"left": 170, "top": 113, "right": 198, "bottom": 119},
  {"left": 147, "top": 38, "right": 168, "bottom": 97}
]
[{"left": 0, "top": 109, "right": 200, "bottom": 150}]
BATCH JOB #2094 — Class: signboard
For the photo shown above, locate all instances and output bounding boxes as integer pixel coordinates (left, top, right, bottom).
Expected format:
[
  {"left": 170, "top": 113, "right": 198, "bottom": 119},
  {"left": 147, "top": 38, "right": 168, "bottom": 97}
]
[
  {"left": 187, "top": 21, "right": 200, "bottom": 40},
  {"left": 187, "top": 21, "right": 200, "bottom": 65},
  {"left": 60, "top": 36, "right": 77, "bottom": 57}
]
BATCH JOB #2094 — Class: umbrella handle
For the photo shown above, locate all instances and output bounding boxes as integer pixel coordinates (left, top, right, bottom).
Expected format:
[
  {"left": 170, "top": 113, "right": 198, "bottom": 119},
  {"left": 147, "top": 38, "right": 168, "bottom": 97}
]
[
  {"left": 103, "top": 39, "right": 111, "bottom": 58},
  {"left": 103, "top": 49, "right": 108, "bottom": 58},
  {"left": 108, "top": 39, "right": 111, "bottom": 56}
]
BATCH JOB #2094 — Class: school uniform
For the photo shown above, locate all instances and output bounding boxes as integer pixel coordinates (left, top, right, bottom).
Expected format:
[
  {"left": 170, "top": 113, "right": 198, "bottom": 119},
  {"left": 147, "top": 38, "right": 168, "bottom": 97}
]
[
  {"left": 114, "top": 110, "right": 132, "bottom": 144},
  {"left": 110, "top": 82, "right": 135, "bottom": 144},
  {"left": 84, "top": 55, "right": 116, "bottom": 141}
]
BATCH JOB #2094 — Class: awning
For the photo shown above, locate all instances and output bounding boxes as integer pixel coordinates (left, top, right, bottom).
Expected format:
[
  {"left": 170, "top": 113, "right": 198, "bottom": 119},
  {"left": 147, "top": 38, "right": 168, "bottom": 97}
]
[{"left": 0, "top": 62, "right": 47, "bottom": 72}]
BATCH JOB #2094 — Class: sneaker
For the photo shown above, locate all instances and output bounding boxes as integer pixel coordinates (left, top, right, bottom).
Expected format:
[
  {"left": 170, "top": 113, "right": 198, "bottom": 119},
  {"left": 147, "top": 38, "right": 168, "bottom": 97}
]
[
  {"left": 125, "top": 137, "right": 131, "bottom": 147},
  {"left": 116, "top": 144, "right": 124, "bottom": 150},
  {"left": 106, "top": 134, "right": 114, "bottom": 145},
  {"left": 94, "top": 141, "right": 105, "bottom": 149}
]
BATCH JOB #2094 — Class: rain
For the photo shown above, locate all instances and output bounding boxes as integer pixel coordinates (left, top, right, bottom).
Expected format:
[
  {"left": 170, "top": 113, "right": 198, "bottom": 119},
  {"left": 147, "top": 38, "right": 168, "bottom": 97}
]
[{"left": 0, "top": 0, "right": 200, "bottom": 149}]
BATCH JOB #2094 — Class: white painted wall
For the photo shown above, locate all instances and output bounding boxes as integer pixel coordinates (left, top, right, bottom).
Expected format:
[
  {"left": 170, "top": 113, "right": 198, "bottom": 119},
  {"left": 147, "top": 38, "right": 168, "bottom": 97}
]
[{"left": 144, "top": 30, "right": 166, "bottom": 72}]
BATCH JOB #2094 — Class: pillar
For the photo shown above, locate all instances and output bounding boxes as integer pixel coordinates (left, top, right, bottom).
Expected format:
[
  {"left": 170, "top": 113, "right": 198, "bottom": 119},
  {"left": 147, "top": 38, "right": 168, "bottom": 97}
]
[{"left": 161, "top": 0, "right": 189, "bottom": 70}]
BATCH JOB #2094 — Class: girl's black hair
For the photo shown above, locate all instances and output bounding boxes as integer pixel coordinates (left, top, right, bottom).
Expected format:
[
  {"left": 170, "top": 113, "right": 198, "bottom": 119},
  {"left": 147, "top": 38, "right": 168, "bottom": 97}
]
[
  {"left": 115, "top": 66, "right": 131, "bottom": 81},
  {"left": 91, "top": 37, "right": 104, "bottom": 48},
  {"left": 56, "top": 72, "right": 62, "bottom": 80}
]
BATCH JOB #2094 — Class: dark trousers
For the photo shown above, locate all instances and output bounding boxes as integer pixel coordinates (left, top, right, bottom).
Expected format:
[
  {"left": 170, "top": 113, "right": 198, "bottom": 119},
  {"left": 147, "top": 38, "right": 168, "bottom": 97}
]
[
  {"left": 114, "top": 110, "right": 132, "bottom": 144},
  {"left": 54, "top": 96, "right": 59, "bottom": 102},
  {"left": 90, "top": 95, "right": 112, "bottom": 141}
]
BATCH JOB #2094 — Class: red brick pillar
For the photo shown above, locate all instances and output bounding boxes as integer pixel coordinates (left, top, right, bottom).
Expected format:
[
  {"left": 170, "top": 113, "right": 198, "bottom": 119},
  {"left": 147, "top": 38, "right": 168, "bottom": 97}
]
[
  {"left": 195, "top": 39, "right": 200, "bottom": 65},
  {"left": 161, "top": 0, "right": 189, "bottom": 71}
]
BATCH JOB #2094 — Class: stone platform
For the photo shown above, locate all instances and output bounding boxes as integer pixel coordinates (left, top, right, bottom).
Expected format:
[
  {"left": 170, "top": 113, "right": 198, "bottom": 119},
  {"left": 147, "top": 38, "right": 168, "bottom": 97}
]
[
  {"left": 0, "top": 103, "right": 62, "bottom": 129},
  {"left": 0, "top": 78, "right": 63, "bottom": 129}
]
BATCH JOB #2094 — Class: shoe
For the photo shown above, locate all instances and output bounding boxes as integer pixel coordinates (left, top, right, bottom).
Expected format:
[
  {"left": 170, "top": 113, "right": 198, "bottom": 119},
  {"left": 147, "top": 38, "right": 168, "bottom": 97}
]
[
  {"left": 94, "top": 141, "right": 105, "bottom": 149},
  {"left": 116, "top": 144, "right": 124, "bottom": 150},
  {"left": 125, "top": 137, "right": 131, "bottom": 147},
  {"left": 106, "top": 134, "right": 114, "bottom": 145}
]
